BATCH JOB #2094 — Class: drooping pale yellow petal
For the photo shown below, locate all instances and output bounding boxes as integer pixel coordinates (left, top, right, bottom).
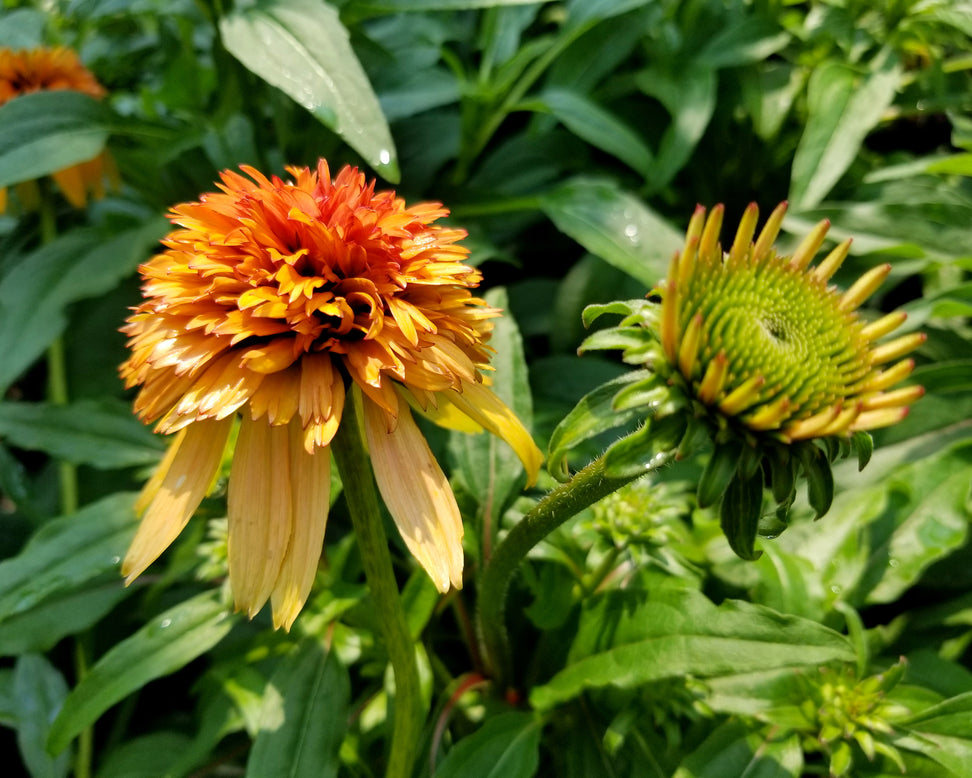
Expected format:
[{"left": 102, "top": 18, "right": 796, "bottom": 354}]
[
  {"left": 122, "top": 416, "right": 233, "bottom": 583},
  {"left": 227, "top": 415, "right": 293, "bottom": 618},
  {"left": 270, "top": 420, "right": 331, "bottom": 631},
  {"left": 443, "top": 381, "right": 543, "bottom": 486},
  {"left": 362, "top": 394, "right": 464, "bottom": 593},
  {"left": 404, "top": 387, "right": 483, "bottom": 433},
  {"left": 133, "top": 427, "right": 186, "bottom": 515}
]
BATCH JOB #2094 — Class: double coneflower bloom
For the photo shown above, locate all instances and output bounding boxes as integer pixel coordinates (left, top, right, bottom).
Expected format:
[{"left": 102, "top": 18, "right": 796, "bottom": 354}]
[
  {"left": 0, "top": 46, "right": 116, "bottom": 211},
  {"left": 121, "top": 161, "right": 542, "bottom": 629}
]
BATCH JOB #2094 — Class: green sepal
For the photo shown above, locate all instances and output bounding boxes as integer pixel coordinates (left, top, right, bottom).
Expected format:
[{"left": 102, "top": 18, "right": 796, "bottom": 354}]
[
  {"left": 821, "top": 436, "right": 841, "bottom": 463},
  {"left": 677, "top": 416, "right": 711, "bottom": 461},
  {"left": 798, "top": 443, "right": 835, "bottom": 519},
  {"left": 852, "top": 431, "right": 873, "bottom": 471},
  {"left": 736, "top": 442, "right": 763, "bottom": 481},
  {"left": 766, "top": 448, "right": 797, "bottom": 506},
  {"left": 577, "top": 326, "right": 655, "bottom": 356},
  {"left": 719, "top": 471, "right": 764, "bottom": 561},
  {"left": 602, "top": 413, "right": 685, "bottom": 479},
  {"left": 581, "top": 299, "right": 657, "bottom": 329},
  {"left": 697, "top": 440, "right": 743, "bottom": 509},
  {"left": 610, "top": 374, "right": 671, "bottom": 413}
]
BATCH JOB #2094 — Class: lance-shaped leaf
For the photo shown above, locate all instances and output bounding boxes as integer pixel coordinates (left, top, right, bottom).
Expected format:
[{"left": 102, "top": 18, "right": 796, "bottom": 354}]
[{"left": 220, "top": 0, "right": 398, "bottom": 181}]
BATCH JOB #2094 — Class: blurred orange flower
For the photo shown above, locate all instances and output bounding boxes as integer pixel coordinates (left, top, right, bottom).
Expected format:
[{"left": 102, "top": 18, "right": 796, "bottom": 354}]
[
  {"left": 0, "top": 46, "right": 116, "bottom": 211},
  {"left": 121, "top": 160, "right": 542, "bottom": 629}
]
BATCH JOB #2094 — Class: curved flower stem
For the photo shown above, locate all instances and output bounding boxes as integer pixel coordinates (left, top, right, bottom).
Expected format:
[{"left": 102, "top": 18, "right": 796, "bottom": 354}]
[
  {"left": 476, "top": 453, "right": 673, "bottom": 690},
  {"left": 332, "top": 394, "right": 423, "bottom": 778}
]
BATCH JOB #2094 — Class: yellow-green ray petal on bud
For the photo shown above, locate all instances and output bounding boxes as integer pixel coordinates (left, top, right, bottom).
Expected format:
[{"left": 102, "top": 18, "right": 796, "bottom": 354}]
[
  {"left": 719, "top": 375, "right": 765, "bottom": 417},
  {"left": 699, "top": 203, "right": 723, "bottom": 259},
  {"left": 816, "top": 403, "right": 863, "bottom": 438},
  {"left": 861, "top": 311, "right": 907, "bottom": 342},
  {"left": 861, "top": 385, "right": 924, "bottom": 411},
  {"left": 752, "top": 201, "right": 787, "bottom": 263},
  {"left": 864, "top": 358, "right": 915, "bottom": 392},
  {"left": 728, "top": 202, "right": 760, "bottom": 268},
  {"left": 697, "top": 350, "right": 729, "bottom": 405},
  {"left": 839, "top": 263, "right": 891, "bottom": 312},
  {"left": 678, "top": 313, "right": 703, "bottom": 378},
  {"left": 853, "top": 406, "right": 910, "bottom": 430},
  {"left": 811, "top": 239, "right": 852, "bottom": 283},
  {"left": 746, "top": 396, "right": 792, "bottom": 430},
  {"left": 870, "top": 332, "right": 926, "bottom": 365},
  {"left": 789, "top": 218, "right": 831, "bottom": 271},
  {"left": 784, "top": 403, "right": 843, "bottom": 441}
]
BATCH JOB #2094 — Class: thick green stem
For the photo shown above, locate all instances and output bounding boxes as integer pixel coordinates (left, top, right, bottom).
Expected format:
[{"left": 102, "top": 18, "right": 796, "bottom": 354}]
[
  {"left": 477, "top": 455, "right": 652, "bottom": 689},
  {"left": 332, "top": 394, "right": 423, "bottom": 778}
]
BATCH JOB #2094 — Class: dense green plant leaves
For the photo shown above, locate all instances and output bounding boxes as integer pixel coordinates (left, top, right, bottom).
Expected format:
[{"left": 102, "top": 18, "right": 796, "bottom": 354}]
[
  {"left": 673, "top": 721, "right": 803, "bottom": 778},
  {"left": 449, "top": 287, "right": 533, "bottom": 525},
  {"left": 48, "top": 591, "right": 238, "bottom": 755},
  {"left": 0, "top": 399, "right": 163, "bottom": 468},
  {"left": 0, "top": 583, "right": 132, "bottom": 656},
  {"left": 94, "top": 732, "right": 193, "bottom": 778},
  {"left": 0, "top": 8, "right": 45, "bottom": 47},
  {"left": 0, "top": 91, "right": 113, "bottom": 190},
  {"left": 220, "top": 0, "right": 398, "bottom": 181},
  {"left": 546, "top": 370, "right": 651, "bottom": 480},
  {"left": 789, "top": 49, "right": 902, "bottom": 208},
  {"left": 695, "top": 14, "right": 790, "bottom": 69},
  {"left": 535, "top": 88, "right": 653, "bottom": 176},
  {"left": 246, "top": 640, "right": 350, "bottom": 778},
  {"left": 0, "top": 219, "right": 167, "bottom": 395},
  {"left": 12, "top": 654, "right": 70, "bottom": 778},
  {"left": 540, "top": 177, "right": 682, "bottom": 288},
  {"left": 530, "top": 587, "right": 854, "bottom": 710},
  {"left": 0, "top": 493, "right": 137, "bottom": 623},
  {"left": 789, "top": 441, "right": 972, "bottom": 606},
  {"left": 433, "top": 712, "right": 542, "bottom": 778},
  {"left": 636, "top": 63, "right": 717, "bottom": 191}
]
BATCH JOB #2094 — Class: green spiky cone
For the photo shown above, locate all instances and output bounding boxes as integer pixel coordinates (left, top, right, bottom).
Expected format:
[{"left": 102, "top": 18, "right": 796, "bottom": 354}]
[{"left": 568, "top": 202, "right": 925, "bottom": 560}]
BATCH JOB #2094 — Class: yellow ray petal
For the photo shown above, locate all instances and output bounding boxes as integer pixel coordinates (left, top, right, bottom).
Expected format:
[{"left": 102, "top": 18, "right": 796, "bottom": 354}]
[
  {"left": 443, "top": 381, "right": 543, "bottom": 486},
  {"left": 122, "top": 417, "right": 233, "bottom": 582},
  {"left": 408, "top": 389, "right": 483, "bottom": 434},
  {"left": 227, "top": 415, "right": 293, "bottom": 618},
  {"left": 270, "top": 421, "right": 331, "bottom": 631},
  {"left": 362, "top": 396, "right": 464, "bottom": 592}
]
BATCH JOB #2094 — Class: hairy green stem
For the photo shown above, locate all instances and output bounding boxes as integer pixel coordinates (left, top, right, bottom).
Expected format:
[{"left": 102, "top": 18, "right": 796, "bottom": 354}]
[
  {"left": 477, "top": 455, "right": 657, "bottom": 689},
  {"left": 332, "top": 393, "right": 423, "bottom": 778}
]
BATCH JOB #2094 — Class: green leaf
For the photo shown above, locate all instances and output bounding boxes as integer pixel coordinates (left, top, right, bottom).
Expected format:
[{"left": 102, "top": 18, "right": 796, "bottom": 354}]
[
  {"left": 540, "top": 177, "right": 682, "bottom": 288},
  {"left": 636, "top": 63, "right": 717, "bottom": 191},
  {"left": 48, "top": 591, "right": 238, "bottom": 755},
  {"left": 0, "top": 8, "right": 46, "bottom": 48},
  {"left": 720, "top": 471, "right": 764, "bottom": 561},
  {"left": 449, "top": 287, "right": 533, "bottom": 521},
  {"left": 220, "top": 0, "right": 398, "bottom": 181},
  {"left": 0, "top": 582, "right": 132, "bottom": 657},
  {"left": 0, "top": 493, "right": 138, "bottom": 623},
  {"left": 673, "top": 721, "right": 803, "bottom": 778},
  {"left": 696, "top": 15, "right": 790, "bottom": 69},
  {"left": 434, "top": 712, "right": 542, "bottom": 778},
  {"left": 13, "top": 654, "right": 70, "bottom": 778},
  {"left": 95, "top": 732, "right": 194, "bottom": 778},
  {"left": 353, "top": 0, "right": 540, "bottom": 10},
  {"left": 0, "top": 219, "right": 168, "bottom": 395},
  {"left": 0, "top": 399, "right": 164, "bottom": 469},
  {"left": 789, "top": 49, "right": 902, "bottom": 208},
  {"left": 246, "top": 640, "right": 350, "bottom": 778},
  {"left": 537, "top": 88, "right": 653, "bottom": 175},
  {"left": 530, "top": 587, "right": 854, "bottom": 710},
  {"left": 546, "top": 370, "right": 650, "bottom": 480},
  {"left": 0, "top": 91, "right": 112, "bottom": 190},
  {"left": 698, "top": 441, "right": 744, "bottom": 509}
]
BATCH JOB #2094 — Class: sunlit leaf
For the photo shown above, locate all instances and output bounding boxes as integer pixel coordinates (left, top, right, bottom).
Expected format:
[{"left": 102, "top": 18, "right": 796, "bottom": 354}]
[
  {"left": 530, "top": 587, "right": 853, "bottom": 710},
  {"left": 434, "top": 712, "right": 542, "bottom": 778},
  {"left": 540, "top": 177, "right": 681, "bottom": 288},
  {"left": 13, "top": 654, "right": 70, "bottom": 778},
  {"left": 247, "top": 640, "right": 350, "bottom": 778},
  {"left": 0, "top": 493, "right": 138, "bottom": 623},
  {"left": 0, "top": 219, "right": 167, "bottom": 395},
  {"left": 673, "top": 721, "right": 803, "bottom": 778},
  {"left": 220, "top": 0, "right": 398, "bottom": 180},
  {"left": 0, "top": 399, "right": 163, "bottom": 469},
  {"left": 48, "top": 591, "right": 238, "bottom": 755},
  {"left": 789, "top": 48, "right": 902, "bottom": 208},
  {"left": 0, "top": 91, "right": 112, "bottom": 190}
]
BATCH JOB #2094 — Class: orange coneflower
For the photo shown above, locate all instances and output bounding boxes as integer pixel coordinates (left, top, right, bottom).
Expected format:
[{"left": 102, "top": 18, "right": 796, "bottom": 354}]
[
  {"left": 120, "top": 160, "right": 542, "bottom": 630},
  {"left": 0, "top": 46, "right": 116, "bottom": 211}
]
